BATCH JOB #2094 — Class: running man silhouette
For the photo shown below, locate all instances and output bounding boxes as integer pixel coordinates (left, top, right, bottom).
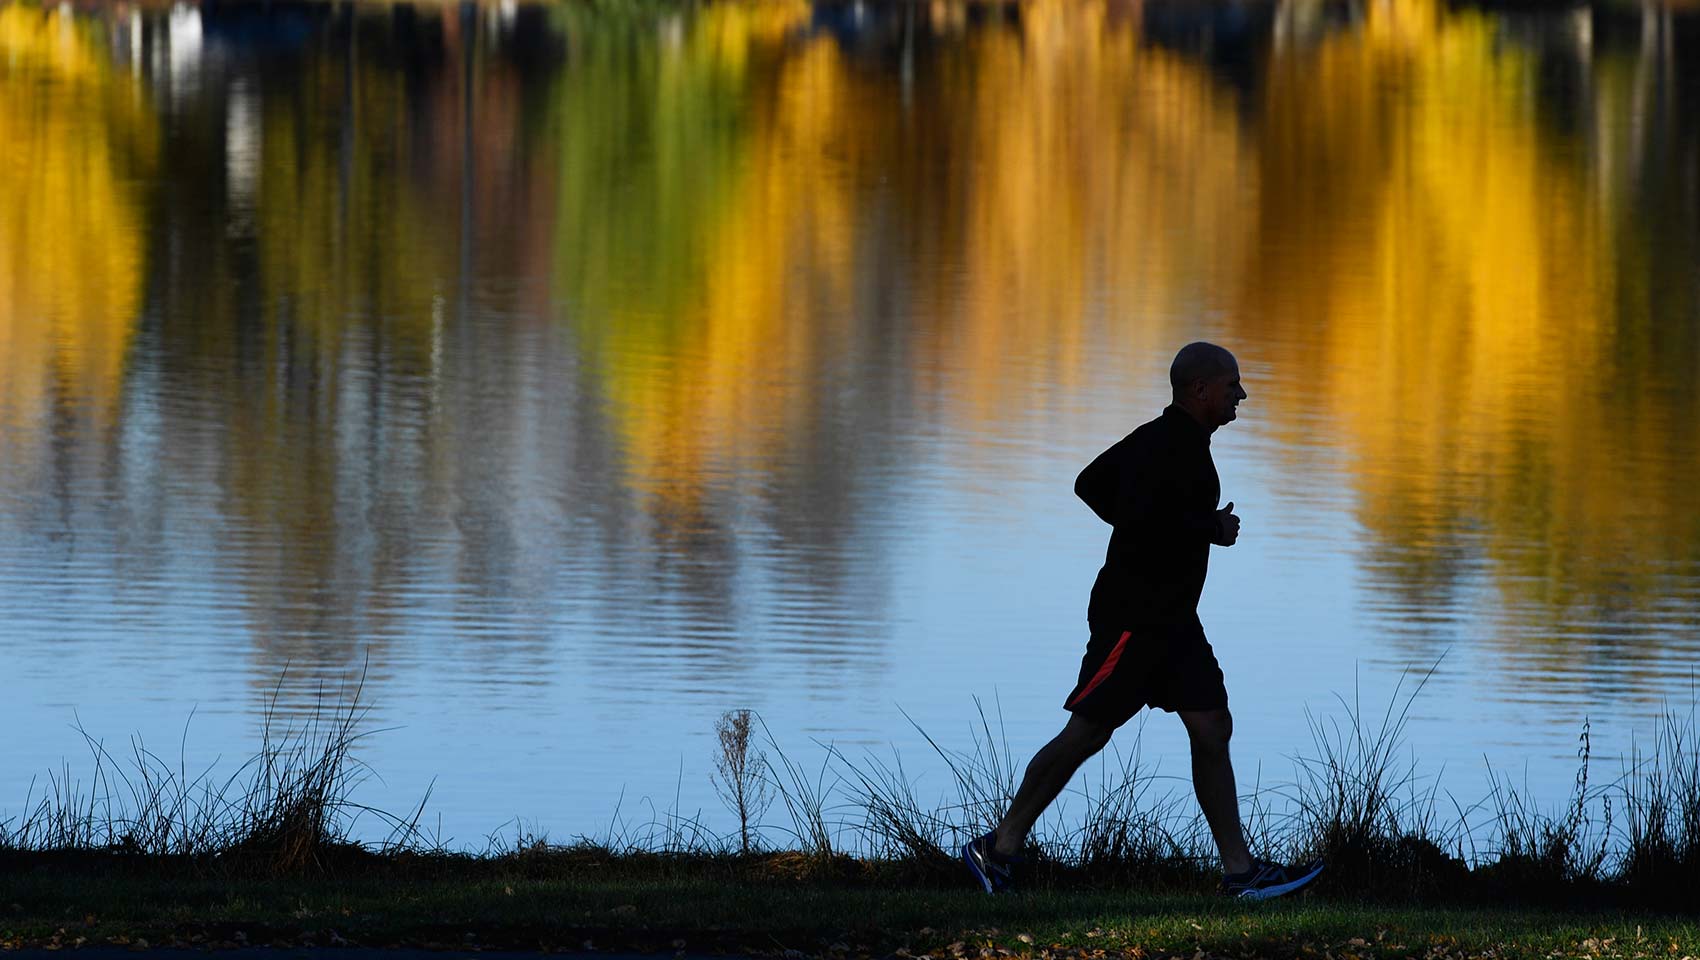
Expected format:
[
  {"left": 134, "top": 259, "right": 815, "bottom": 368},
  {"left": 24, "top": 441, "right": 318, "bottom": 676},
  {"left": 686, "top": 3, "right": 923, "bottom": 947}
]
[{"left": 961, "top": 341, "right": 1323, "bottom": 900}]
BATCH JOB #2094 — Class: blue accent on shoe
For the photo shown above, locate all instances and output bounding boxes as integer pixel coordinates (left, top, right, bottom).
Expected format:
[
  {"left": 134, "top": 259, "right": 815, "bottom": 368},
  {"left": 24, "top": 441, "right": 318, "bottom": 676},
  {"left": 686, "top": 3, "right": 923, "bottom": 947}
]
[
  {"left": 1223, "top": 857, "right": 1325, "bottom": 901},
  {"left": 960, "top": 831, "right": 1020, "bottom": 894}
]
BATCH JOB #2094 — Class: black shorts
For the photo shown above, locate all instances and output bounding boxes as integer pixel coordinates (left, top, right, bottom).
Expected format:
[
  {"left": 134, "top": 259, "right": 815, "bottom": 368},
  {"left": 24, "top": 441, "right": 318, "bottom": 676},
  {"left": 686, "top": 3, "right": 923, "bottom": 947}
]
[{"left": 1062, "top": 621, "right": 1227, "bottom": 727}]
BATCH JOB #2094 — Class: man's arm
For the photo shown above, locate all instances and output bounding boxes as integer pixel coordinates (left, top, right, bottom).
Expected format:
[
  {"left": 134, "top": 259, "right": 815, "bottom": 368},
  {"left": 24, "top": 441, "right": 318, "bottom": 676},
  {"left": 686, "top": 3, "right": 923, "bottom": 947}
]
[{"left": 1074, "top": 444, "right": 1119, "bottom": 525}]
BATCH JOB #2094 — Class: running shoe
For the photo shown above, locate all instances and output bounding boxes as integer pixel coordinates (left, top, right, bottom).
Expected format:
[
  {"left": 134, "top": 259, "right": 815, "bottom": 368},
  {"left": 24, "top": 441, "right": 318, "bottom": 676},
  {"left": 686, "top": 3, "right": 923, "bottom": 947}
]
[
  {"left": 1222, "top": 857, "right": 1325, "bottom": 900},
  {"left": 960, "top": 830, "right": 1022, "bottom": 894}
]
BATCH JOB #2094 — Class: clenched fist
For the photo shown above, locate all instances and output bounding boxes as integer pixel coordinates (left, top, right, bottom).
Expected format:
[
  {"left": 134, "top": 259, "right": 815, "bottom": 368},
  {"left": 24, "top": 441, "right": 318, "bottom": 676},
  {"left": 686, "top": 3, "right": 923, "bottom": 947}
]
[{"left": 1214, "top": 501, "right": 1240, "bottom": 546}]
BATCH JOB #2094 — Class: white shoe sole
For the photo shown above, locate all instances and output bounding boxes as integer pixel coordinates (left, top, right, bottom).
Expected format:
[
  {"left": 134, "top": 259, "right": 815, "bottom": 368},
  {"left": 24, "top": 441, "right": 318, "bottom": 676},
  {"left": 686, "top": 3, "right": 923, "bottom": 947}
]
[
  {"left": 961, "top": 845, "right": 997, "bottom": 894},
  {"left": 1235, "top": 861, "right": 1324, "bottom": 901}
]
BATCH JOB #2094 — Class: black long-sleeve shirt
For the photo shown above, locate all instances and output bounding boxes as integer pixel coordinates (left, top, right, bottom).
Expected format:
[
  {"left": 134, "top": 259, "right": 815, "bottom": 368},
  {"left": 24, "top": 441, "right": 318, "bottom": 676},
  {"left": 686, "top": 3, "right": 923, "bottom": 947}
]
[{"left": 1075, "top": 405, "right": 1222, "bottom": 629}]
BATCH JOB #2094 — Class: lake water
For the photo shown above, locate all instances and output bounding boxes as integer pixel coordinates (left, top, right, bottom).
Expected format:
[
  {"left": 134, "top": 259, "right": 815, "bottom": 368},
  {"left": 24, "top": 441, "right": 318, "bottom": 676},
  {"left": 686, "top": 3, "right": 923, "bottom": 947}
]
[{"left": 3, "top": 0, "right": 1699, "bottom": 852}]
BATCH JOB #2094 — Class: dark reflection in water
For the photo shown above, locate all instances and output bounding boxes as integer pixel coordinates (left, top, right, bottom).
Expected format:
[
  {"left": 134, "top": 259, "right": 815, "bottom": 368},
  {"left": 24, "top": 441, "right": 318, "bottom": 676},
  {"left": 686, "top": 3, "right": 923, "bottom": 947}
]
[{"left": 2, "top": 0, "right": 1700, "bottom": 831}]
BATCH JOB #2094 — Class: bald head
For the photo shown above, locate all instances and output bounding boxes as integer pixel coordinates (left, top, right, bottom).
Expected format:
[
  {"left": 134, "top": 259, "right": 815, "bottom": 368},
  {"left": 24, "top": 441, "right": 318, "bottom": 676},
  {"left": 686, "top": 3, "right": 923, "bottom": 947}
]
[
  {"left": 1169, "top": 341, "right": 1237, "bottom": 393},
  {"left": 1169, "top": 341, "right": 1245, "bottom": 432}
]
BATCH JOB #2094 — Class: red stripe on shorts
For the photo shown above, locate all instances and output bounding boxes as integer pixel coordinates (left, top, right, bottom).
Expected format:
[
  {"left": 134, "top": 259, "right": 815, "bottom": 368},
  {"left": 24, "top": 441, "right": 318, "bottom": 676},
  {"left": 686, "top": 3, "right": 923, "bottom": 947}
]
[{"left": 1067, "top": 630, "right": 1133, "bottom": 708}]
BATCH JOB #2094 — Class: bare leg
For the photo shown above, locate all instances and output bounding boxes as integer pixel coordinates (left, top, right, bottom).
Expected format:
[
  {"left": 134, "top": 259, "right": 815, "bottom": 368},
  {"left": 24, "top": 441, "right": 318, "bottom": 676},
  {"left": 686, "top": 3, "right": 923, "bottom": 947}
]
[
  {"left": 991, "top": 712, "right": 1116, "bottom": 857},
  {"left": 1178, "top": 707, "right": 1252, "bottom": 875}
]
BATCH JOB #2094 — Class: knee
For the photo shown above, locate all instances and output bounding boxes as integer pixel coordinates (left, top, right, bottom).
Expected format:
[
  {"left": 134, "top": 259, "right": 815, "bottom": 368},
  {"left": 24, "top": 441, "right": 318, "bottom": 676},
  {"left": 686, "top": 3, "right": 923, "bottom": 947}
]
[
  {"left": 1186, "top": 708, "right": 1233, "bottom": 756},
  {"left": 1063, "top": 714, "right": 1117, "bottom": 754}
]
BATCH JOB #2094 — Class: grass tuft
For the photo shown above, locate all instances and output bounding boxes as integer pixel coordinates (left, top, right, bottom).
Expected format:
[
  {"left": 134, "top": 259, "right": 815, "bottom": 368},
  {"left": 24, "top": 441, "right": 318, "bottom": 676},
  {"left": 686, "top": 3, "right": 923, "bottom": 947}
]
[
  {"left": 1617, "top": 701, "right": 1700, "bottom": 909},
  {"left": 0, "top": 662, "right": 420, "bottom": 876},
  {"left": 1286, "top": 660, "right": 1470, "bottom": 900}
]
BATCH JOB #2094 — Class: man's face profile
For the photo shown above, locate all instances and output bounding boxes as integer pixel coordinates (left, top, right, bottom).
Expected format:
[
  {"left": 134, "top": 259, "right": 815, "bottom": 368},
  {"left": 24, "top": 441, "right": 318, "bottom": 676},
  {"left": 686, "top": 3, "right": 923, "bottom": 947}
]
[{"left": 1189, "top": 360, "right": 1246, "bottom": 428}]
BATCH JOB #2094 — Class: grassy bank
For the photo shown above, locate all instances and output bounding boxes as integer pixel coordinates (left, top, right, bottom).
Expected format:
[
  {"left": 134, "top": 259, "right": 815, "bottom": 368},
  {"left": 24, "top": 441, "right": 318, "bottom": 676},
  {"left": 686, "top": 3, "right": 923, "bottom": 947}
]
[
  {"left": 2, "top": 852, "right": 1698, "bottom": 959},
  {"left": 6, "top": 668, "right": 1700, "bottom": 956}
]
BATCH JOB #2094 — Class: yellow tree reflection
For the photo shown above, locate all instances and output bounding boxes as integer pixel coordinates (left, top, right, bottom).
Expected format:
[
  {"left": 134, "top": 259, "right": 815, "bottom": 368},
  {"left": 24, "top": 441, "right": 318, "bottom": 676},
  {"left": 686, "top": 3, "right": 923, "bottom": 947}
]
[
  {"left": 929, "top": 0, "right": 1251, "bottom": 452},
  {"left": 547, "top": 1, "right": 820, "bottom": 523},
  {"left": 555, "top": 0, "right": 1253, "bottom": 514},
  {"left": 1240, "top": 0, "right": 1700, "bottom": 651},
  {"left": 0, "top": 4, "right": 155, "bottom": 441}
]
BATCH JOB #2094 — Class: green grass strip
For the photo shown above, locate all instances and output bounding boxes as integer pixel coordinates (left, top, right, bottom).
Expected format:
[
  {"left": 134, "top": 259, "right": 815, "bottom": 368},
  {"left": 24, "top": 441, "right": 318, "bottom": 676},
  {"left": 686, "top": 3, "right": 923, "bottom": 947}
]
[{"left": 3, "top": 862, "right": 1698, "bottom": 959}]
